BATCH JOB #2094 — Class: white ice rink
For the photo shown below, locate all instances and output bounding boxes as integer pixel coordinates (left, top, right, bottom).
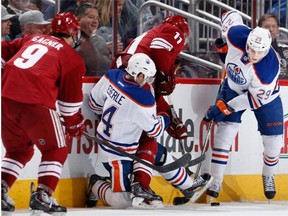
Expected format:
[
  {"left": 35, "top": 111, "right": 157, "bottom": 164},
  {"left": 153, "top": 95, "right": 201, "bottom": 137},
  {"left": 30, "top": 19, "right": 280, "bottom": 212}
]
[{"left": 10, "top": 201, "right": 288, "bottom": 216}]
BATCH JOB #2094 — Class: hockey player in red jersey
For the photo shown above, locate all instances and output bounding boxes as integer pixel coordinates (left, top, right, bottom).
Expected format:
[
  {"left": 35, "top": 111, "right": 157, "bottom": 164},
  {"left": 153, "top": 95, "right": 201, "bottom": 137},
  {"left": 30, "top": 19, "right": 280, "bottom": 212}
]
[
  {"left": 1, "top": 12, "right": 85, "bottom": 215},
  {"left": 87, "top": 15, "right": 212, "bottom": 208}
]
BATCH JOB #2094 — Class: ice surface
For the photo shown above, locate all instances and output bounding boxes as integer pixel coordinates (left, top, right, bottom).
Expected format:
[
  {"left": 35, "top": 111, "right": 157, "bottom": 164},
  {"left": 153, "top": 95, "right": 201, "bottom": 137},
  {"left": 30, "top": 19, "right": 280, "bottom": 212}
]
[{"left": 10, "top": 201, "right": 288, "bottom": 216}]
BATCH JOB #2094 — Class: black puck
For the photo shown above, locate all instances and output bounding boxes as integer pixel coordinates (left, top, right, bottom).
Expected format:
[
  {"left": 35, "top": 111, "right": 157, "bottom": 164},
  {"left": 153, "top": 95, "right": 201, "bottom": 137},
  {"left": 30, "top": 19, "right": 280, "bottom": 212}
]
[{"left": 211, "top": 202, "right": 220, "bottom": 206}]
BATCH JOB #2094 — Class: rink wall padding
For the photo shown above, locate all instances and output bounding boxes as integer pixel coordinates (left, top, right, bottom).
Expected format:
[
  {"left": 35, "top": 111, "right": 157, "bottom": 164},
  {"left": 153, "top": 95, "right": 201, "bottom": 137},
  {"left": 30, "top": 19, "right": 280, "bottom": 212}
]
[
  {"left": 8, "top": 174, "right": 288, "bottom": 208},
  {"left": 3, "top": 78, "right": 288, "bottom": 209}
]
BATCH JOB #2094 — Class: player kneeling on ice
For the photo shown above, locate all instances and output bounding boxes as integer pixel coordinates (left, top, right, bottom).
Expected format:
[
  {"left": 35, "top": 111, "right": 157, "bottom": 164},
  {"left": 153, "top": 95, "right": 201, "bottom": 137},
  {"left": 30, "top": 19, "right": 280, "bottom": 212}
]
[
  {"left": 87, "top": 53, "right": 172, "bottom": 208},
  {"left": 204, "top": 11, "right": 283, "bottom": 201},
  {"left": 87, "top": 15, "right": 213, "bottom": 208}
]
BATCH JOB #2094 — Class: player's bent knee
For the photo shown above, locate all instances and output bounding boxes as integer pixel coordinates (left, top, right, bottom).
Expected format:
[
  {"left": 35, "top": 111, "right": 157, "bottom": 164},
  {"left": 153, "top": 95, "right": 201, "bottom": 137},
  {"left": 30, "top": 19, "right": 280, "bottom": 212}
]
[
  {"left": 5, "top": 144, "right": 34, "bottom": 165},
  {"left": 262, "top": 135, "right": 283, "bottom": 156},
  {"left": 214, "top": 122, "right": 239, "bottom": 150}
]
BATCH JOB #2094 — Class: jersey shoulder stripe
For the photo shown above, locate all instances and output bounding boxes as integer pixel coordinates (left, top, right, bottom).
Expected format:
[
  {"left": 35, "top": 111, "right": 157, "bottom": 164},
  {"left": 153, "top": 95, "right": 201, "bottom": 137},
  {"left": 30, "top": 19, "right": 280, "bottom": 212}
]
[
  {"left": 105, "top": 69, "right": 155, "bottom": 107},
  {"left": 227, "top": 25, "right": 250, "bottom": 51},
  {"left": 253, "top": 49, "right": 280, "bottom": 84}
]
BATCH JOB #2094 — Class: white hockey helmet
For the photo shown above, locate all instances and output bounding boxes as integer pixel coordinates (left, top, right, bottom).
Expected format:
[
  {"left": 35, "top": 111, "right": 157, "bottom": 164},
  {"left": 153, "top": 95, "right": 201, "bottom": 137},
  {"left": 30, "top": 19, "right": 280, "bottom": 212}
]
[
  {"left": 126, "top": 53, "right": 156, "bottom": 83},
  {"left": 246, "top": 26, "right": 272, "bottom": 53}
]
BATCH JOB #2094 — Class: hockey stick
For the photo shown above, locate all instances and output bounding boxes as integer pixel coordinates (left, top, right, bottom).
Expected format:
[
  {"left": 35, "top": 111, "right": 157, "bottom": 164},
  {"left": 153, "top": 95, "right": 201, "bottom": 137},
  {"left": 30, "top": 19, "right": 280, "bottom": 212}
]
[
  {"left": 194, "top": 121, "right": 213, "bottom": 176},
  {"left": 166, "top": 96, "right": 194, "bottom": 176},
  {"left": 173, "top": 74, "right": 226, "bottom": 205},
  {"left": 83, "top": 132, "right": 205, "bottom": 173},
  {"left": 173, "top": 121, "right": 213, "bottom": 205},
  {"left": 167, "top": 96, "right": 211, "bottom": 205}
]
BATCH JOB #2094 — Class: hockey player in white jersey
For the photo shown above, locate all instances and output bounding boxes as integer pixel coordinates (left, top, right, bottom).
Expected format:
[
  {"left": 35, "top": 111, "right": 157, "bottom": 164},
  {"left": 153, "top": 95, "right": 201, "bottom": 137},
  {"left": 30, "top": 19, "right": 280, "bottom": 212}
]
[
  {"left": 88, "top": 53, "right": 171, "bottom": 208},
  {"left": 204, "top": 11, "right": 283, "bottom": 201}
]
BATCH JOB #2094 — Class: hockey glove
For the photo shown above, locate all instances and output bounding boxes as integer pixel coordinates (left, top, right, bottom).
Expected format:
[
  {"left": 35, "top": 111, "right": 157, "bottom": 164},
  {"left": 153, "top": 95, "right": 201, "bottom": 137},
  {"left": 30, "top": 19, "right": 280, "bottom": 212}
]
[
  {"left": 204, "top": 100, "right": 234, "bottom": 123},
  {"left": 166, "top": 111, "right": 188, "bottom": 140},
  {"left": 156, "top": 65, "right": 178, "bottom": 95},
  {"left": 62, "top": 112, "right": 85, "bottom": 138},
  {"left": 214, "top": 37, "right": 228, "bottom": 64}
]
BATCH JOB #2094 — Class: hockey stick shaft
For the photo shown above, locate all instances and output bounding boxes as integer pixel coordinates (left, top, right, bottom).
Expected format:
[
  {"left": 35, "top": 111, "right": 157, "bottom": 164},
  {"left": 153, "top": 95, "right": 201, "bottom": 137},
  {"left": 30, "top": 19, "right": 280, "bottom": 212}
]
[
  {"left": 194, "top": 120, "right": 213, "bottom": 177},
  {"left": 194, "top": 75, "right": 226, "bottom": 177},
  {"left": 83, "top": 132, "right": 204, "bottom": 173},
  {"left": 167, "top": 96, "right": 194, "bottom": 176},
  {"left": 173, "top": 79, "right": 224, "bottom": 206}
]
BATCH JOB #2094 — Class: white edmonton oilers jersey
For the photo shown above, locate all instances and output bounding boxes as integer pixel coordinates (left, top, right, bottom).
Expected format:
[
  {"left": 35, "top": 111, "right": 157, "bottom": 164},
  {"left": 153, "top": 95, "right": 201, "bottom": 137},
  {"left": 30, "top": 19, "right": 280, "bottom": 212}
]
[
  {"left": 89, "top": 69, "right": 166, "bottom": 161},
  {"left": 221, "top": 11, "right": 280, "bottom": 112}
]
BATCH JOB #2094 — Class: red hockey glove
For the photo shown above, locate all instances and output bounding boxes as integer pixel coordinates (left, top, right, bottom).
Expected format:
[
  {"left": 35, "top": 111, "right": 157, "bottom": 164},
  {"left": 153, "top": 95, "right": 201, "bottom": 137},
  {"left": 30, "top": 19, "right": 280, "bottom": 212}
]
[
  {"left": 166, "top": 110, "right": 187, "bottom": 140},
  {"left": 62, "top": 112, "right": 85, "bottom": 138},
  {"left": 204, "top": 100, "right": 234, "bottom": 123},
  {"left": 156, "top": 65, "right": 179, "bottom": 95}
]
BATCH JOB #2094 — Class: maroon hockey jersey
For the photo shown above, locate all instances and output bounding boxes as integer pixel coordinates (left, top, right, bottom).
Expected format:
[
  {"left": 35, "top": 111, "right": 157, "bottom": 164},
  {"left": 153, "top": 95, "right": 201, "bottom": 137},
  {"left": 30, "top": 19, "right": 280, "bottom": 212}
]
[{"left": 2, "top": 34, "right": 85, "bottom": 116}]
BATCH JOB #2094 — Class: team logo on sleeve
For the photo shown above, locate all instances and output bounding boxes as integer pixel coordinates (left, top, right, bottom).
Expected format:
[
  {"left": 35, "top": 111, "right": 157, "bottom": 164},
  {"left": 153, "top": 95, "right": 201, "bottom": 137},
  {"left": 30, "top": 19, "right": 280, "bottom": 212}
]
[{"left": 227, "top": 63, "right": 247, "bottom": 85}]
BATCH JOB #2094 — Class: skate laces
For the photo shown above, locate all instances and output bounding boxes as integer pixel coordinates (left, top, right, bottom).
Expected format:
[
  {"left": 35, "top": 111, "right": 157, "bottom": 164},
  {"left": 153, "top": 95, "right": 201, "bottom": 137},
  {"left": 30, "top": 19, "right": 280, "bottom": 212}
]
[
  {"left": 263, "top": 176, "right": 275, "bottom": 191},
  {"left": 193, "top": 175, "right": 207, "bottom": 187},
  {"left": 39, "top": 191, "right": 59, "bottom": 208},
  {"left": 89, "top": 193, "right": 98, "bottom": 201}
]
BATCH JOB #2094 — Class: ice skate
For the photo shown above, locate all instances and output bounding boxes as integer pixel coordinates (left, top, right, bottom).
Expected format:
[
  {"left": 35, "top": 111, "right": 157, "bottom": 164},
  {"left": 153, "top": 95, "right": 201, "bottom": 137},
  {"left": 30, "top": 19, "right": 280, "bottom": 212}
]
[
  {"left": 262, "top": 175, "right": 276, "bottom": 200},
  {"left": 86, "top": 174, "right": 104, "bottom": 207},
  {"left": 1, "top": 186, "right": 15, "bottom": 216},
  {"left": 206, "top": 179, "right": 222, "bottom": 202},
  {"left": 186, "top": 173, "right": 213, "bottom": 203},
  {"left": 131, "top": 182, "right": 163, "bottom": 208},
  {"left": 29, "top": 183, "right": 66, "bottom": 216}
]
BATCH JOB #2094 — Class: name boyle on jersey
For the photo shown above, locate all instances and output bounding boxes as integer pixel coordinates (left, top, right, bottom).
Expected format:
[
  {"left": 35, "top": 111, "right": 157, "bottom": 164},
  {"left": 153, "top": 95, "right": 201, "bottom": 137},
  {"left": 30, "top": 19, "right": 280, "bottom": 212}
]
[{"left": 227, "top": 63, "right": 247, "bottom": 85}]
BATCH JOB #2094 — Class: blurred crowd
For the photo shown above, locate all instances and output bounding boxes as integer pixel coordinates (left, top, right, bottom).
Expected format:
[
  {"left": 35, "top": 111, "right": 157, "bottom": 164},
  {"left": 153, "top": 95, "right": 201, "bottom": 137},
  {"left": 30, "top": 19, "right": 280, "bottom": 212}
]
[
  {"left": 1, "top": 0, "right": 288, "bottom": 79},
  {"left": 1, "top": 0, "right": 159, "bottom": 76}
]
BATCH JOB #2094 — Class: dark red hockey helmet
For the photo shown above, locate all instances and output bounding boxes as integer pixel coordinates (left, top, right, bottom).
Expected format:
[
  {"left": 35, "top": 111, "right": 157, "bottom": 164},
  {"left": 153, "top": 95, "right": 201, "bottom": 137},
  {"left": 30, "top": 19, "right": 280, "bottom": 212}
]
[
  {"left": 51, "top": 12, "right": 80, "bottom": 38},
  {"left": 163, "top": 15, "right": 190, "bottom": 37}
]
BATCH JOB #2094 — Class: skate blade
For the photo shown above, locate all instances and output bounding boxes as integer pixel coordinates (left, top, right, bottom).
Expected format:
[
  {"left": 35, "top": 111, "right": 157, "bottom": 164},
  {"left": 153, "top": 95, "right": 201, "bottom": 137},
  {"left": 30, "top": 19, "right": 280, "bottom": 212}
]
[
  {"left": 206, "top": 195, "right": 218, "bottom": 204},
  {"left": 30, "top": 210, "right": 43, "bottom": 216},
  {"left": 1, "top": 211, "right": 13, "bottom": 216},
  {"left": 30, "top": 210, "right": 66, "bottom": 216},
  {"left": 132, "top": 197, "right": 163, "bottom": 209},
  {"left": 48, "top": 212, "right": 66, "bottom": 216},
  {"left": 190, "top": 176, "right": 214, "bottom": 203}
]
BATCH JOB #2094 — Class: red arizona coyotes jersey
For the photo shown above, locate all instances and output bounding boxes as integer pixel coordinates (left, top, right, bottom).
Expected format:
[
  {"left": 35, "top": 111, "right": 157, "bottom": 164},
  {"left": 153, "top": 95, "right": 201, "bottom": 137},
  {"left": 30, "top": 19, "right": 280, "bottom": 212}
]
[
  {"left": 123, "top": 22, "right": 185, "bottom": 74},
  {"left": 2, "top": 34, "right": 85, "bottom": 113}
]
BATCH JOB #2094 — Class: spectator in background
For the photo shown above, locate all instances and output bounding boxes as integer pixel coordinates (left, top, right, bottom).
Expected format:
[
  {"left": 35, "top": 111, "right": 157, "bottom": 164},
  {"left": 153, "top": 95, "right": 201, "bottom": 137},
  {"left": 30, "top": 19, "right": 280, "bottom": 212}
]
[
  {"left": 75, "top": 3, "right": 114, "bottom": 76},
  {"left": 19, "top": 10, "right": 50, "bottom": 36},
  {"left": 26, "top": 0, "right": 41, "bottom": 11},
  {"left": 96, "top": 0, "right": 136, "bottom": 49},
  {"left": 42, "top": 0, "right": 97, "bottom": 20},
  {"left": 1, "top": 5, "right": 17, "bottom": 40},
  {"left": 265, "top": 0, "right": 286, "bottom": 27},
  {"left": 258, "top": 13, "right": 288, "bottom": 79},
  {"left": 2, "top": 0, "right": 9, "bottom": 7},
  {"left": 5, "top": 0, "right": 31, "bottom": 39}
]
